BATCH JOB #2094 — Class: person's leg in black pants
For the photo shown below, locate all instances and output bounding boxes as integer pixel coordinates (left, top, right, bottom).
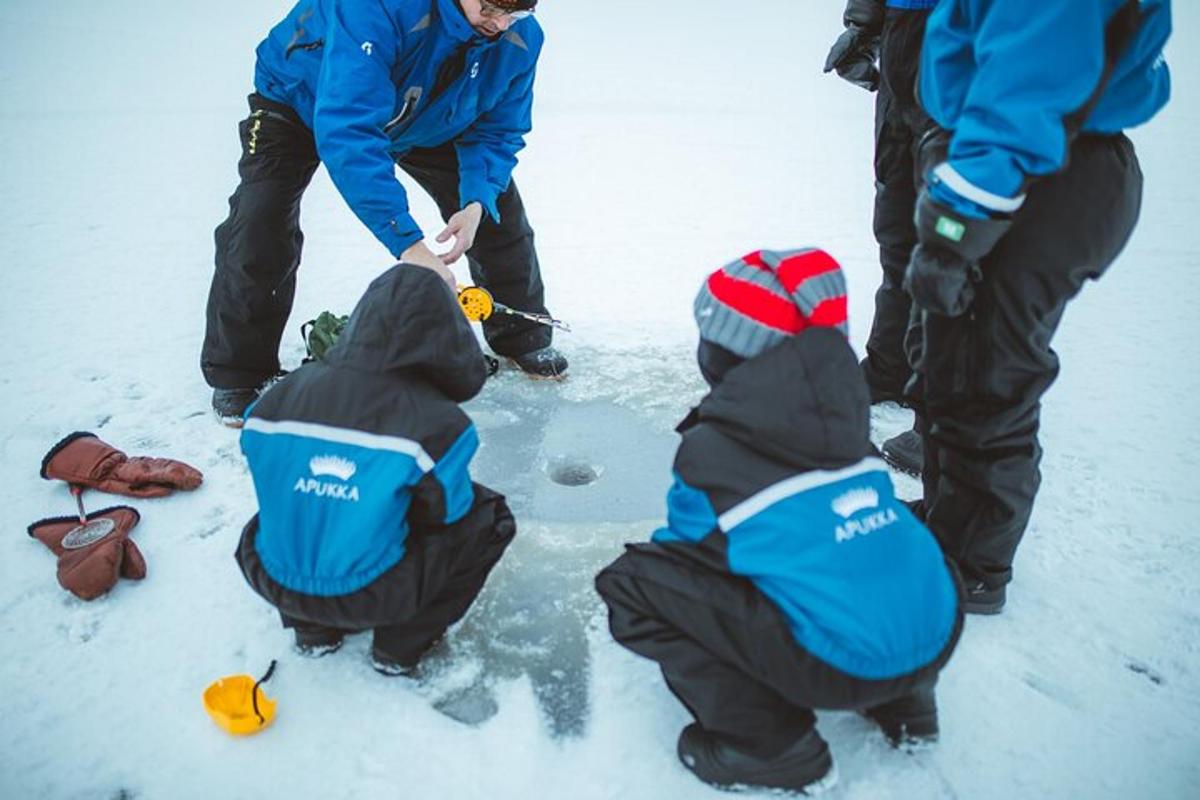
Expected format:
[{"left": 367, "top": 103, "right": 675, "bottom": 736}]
[
  {"left": 396, "top": 145, "right": 552, "bottom": 358},
  {"left": 596, "top": 547, "right": 850, "bottom": 790},
  {"left": 914, "top": 135, "right": 1144, "bottom": 605},
  {"left": 866, "top": 101, "right": 919, "bottom": 402},
  {"left": 202, "top": 95, "right": 320, "bottom": 390},
  {"left": 864, "top": 9, "right": 933, "bottom": 403},
  {"left": 373, "top": 496, "right": 517, "bottom": 669},
  {"left": 596, "top": 547, "right": 828, "bottom": 757}
]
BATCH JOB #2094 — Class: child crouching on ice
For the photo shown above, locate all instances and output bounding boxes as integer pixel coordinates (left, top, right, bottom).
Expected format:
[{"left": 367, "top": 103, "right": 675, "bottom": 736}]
[
  {"left": 595, "top": 249, "right": 963, "bottom": 793},
  {"left": 235, "top": 265, "right": 515, "bottom": 676}
]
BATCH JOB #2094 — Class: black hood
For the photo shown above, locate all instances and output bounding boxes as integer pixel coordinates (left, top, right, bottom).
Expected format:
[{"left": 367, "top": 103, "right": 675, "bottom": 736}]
[
  {"left": 325, "top": 264, "right": 487, "bottom": 402},
  {"left": 695, "top": 327, "right": 872, "bottom": 470}
]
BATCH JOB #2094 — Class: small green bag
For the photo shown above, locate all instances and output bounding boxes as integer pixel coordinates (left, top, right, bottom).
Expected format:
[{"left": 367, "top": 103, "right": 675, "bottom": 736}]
[{"left": 301, "top": 311, "right": 349, "bottom": 361}]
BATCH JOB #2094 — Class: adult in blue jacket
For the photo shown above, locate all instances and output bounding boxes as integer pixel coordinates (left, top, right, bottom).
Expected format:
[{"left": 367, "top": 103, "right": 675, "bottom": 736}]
[
  {"left": 902, "top": 0, "right": 1171, "bottom": 612},
  {"left": 202, "top": 0, "right": 566, "bottom": 425}
]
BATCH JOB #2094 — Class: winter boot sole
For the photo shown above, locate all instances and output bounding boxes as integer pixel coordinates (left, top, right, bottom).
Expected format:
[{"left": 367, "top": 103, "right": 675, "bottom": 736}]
[
  {"left": 214, "top": 410, "right": 246, "bottom": 429},
  {"left": 963, "top": 594, "right": 1006, "bottom": 615},
  {"left": 295, "top": 640, "right": 344, "bottom": 658},
  {"left": 372, "top": 657, "right": 419, "bottom": 678},
  {"left": 697, "top": 763, "right": 840, "bottom": 796},
  {"left": 882, "top": 452, "right": 920, "bottom": 477},
  {"left": 860, "top": 710, "right": 940, "bottom": 750},
  {"left": 505, "top": 358, "right": 568, "bottom": 381}
]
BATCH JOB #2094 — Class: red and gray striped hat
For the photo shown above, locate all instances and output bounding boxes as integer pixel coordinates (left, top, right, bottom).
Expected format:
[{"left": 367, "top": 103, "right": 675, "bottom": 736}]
[{"left": 693, "top": 248, "right": 848, "bottom": 359}]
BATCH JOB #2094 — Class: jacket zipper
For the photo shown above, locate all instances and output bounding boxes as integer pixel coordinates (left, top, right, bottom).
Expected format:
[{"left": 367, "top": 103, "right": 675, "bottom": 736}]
[{"left": 384, "top": 87, "right": 424, "bottom": 134}]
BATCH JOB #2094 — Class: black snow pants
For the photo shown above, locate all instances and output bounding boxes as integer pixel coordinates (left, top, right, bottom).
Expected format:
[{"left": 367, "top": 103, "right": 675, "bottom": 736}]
[
  {"left": 595, "top": 544, "right": 961, "bottom": 757},
  {"left": 908, "top": 134, "right": 1144, "bottom": 590},
  {"left": 237, "top": 486, "right": 517, "bottom": 666},
  {"left": 201, "top": 93, "right": 551, "bottom": 390},
  {"left": 863, "top": 8, "right": 936, "bottom": 403}
]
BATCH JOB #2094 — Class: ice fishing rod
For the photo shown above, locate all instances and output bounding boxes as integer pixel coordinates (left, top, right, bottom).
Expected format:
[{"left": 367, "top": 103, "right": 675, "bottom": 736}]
[{"left": 457, "top": 286, "right": 572, "bottom": 333}]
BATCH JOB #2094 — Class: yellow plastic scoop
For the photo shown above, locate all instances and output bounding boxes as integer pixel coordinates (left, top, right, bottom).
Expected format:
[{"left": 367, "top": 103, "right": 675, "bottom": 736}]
[{"left": 203, "top": 660, "right": 277, "bottom": 736}]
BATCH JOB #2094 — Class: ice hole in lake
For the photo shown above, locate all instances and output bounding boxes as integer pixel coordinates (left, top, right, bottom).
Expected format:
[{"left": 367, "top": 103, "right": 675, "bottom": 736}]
[{"left": 546, "top": 456, "right": 602, "bottom": 487}]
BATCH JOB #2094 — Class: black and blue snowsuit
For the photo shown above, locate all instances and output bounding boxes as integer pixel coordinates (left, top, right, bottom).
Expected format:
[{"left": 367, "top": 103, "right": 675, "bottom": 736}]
[
  {"left": 235, "top": 265, "right": 515, "bottom": 666},
  {"left": 596, "top": 327, "right": 963, "bottom": 756},
  {"left": 910, "top": 0, "right": 1171, "bottom": 591}
]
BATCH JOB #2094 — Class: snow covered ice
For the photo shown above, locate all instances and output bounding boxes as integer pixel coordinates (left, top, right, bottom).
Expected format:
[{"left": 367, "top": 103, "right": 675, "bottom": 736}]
[
  {"left": 2, "top": 2, "right": 1199, "bottom": 799},
  {"left": 421, "top": 355, "right": 683, "bottom": 735}
]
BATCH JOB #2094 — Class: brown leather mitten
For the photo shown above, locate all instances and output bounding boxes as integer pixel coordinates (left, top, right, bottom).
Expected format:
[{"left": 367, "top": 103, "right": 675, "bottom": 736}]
[
  {"left": 27, "top": 506, "right": 144, "bottom": 600},
  {"left": 41, "top": 432, "right": 203, "bottom": 498},
  {"left": 120, "top": 538, "right": 147, "bottom": 579}
]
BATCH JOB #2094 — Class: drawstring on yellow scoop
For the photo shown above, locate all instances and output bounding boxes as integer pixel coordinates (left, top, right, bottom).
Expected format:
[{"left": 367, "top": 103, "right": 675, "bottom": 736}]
[{"left": 203, "top": 660, "right": 278, "bottom": 736}]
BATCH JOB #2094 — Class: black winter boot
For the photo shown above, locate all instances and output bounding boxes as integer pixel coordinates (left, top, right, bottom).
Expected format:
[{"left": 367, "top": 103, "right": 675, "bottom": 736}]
[
  {"left": 676, "top": 724, "right": 837, "bottom": 794},
  {"left": 294, "top": 628, "right": 344, "bottom": 658},
  {"left": 882, "top": 427, "right": 923, "bottom": 476},
  {"left": 863, "top": 687, "right": 939, "bottom": 749},
  {"left": 963, "top": 579, "right": 1006, "bottom": 615},
  {"left": 510, "top": 346, "right": 569, "bottom": 378},
  {"left": 211, "top": 372, "right": 287, "bottom": 427},
  {"left": 212, "top": 387, "right": 261, "bottom": 428},
  {"left": 371, "top": 649, "right": 419, "bottom": 678}
]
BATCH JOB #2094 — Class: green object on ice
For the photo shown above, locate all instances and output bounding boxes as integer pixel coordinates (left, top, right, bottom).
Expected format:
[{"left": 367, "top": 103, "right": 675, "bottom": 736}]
[{"left": 302, "top": 311, "right": 349, "bottom": 361}]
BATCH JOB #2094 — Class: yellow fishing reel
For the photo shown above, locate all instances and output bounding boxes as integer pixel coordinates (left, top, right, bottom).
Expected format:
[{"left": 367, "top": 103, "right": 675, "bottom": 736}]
[
  {"left": 457, "top": 285, "right": 496, "bottom": 322},
  {"left": 457, "top": 285, "right": 572, "bottom": 332}
]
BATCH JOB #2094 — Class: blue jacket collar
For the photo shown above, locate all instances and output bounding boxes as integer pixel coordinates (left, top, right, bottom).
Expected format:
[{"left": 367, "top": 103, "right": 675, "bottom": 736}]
[{"left": 437, "top": 0, "right": 484, "bottom": 43}]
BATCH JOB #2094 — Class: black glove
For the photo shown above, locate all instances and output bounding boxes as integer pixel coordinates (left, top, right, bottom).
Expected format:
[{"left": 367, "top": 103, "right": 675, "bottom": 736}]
[
  {"left": 824, "top": 26, "right": 881, "bottom": 91},
  {"left": 904, "top": 190, "right": 1013, "bottom": 317},
  {"left": 824, "top": 0, "right": 884, "bottom": 91}
]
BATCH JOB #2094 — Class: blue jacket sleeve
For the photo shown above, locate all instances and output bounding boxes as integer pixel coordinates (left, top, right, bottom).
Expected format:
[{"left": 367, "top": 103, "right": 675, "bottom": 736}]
[
  {"left": 313, "top": 0, "right": 423, "bottom": 257},
  {"left": 924, "top": 0, "right": 1125, "bottom": 215},
  {"left": 650, "top": 472, "right": 719, "bottom": 545},
  {"left": 409, "top": 424, "right": 479, "bottom": 527},
  {"left": 454, "top": 64, "right": 536, "bottom": 223}
]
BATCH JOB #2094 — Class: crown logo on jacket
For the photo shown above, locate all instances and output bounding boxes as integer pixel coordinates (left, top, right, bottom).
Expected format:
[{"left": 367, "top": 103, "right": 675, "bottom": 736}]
[
  {"left": 309, "top": 455, "right": 357, "bottom": 482},
  {"left": 831, "top": 487, "right": 879, "bottom": 519}
]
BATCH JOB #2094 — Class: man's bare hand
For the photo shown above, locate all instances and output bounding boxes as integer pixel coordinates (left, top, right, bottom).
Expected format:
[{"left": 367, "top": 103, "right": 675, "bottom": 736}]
[
  {"left": 401, "top": 240, "right": 457, "bottom": 289},
  {"left": 435, "top": 202, "right": 484, "bottom": 265}
]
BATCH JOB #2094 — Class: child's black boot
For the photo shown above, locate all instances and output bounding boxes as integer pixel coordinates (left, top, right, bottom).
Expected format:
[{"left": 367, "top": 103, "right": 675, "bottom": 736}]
[
  {"left": 676, "top": 723, "right": 838, "bottom": 794},
  {"left": 863, "top": 686, "right": 939, "bottom": 749}
]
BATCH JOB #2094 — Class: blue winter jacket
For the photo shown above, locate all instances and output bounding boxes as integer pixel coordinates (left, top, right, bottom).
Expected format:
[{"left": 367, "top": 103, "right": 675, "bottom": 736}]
[
  {"left": 920, "top": 0, "right": 1171, "bottom": 216},
  {"left": 652, "top": 329, "right": 960, "bottom": 680},
  {"left": 253, "top": 0, "right": 543, "bottom": 257},
  {"left": 240, "top": 265, "right": 490, "bottom": 597}
]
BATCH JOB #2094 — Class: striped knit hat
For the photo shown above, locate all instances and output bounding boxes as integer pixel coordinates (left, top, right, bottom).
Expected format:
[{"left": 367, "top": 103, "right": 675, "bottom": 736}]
[{"left": 694, "top": 248, "right": 848, "bottom": 360}]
